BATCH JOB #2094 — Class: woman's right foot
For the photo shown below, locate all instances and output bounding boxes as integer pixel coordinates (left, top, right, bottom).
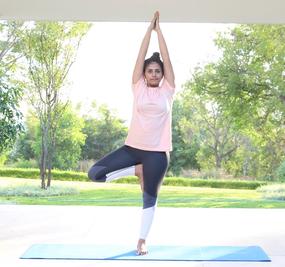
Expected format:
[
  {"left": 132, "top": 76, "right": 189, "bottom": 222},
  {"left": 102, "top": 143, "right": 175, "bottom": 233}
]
[{"left": 136, "top": 238, "right": 148, "bottom": 255}]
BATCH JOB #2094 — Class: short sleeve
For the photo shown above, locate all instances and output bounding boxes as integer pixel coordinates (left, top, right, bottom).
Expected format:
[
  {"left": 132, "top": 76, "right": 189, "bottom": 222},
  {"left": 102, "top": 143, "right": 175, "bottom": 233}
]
[
  {"left": 132, "top": 76, "right": 145, "bottom": 95},
  {"left": 162, "top": 78, "right": 175, "bottom": 97}
]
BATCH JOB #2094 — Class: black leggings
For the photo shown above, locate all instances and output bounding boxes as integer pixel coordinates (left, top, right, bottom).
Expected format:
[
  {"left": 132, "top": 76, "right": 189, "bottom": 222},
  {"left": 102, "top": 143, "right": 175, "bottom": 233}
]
[{"left": 88, "top": 145, "right": 169, "bottom": 208}]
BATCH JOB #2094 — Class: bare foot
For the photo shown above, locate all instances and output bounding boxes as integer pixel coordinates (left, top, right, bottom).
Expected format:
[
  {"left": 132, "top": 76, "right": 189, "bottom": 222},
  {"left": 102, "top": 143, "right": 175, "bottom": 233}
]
[
  {"left": 136, "top": 239, "right": 148, "bottom": 255},
  {"left": 135, "top": 164, "right": 144, "bottom": 191}
]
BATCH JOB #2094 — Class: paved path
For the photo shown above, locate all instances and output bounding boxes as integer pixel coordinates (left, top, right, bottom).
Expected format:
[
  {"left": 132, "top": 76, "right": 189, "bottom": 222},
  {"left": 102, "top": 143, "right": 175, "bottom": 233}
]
[{"left": 1, "top": 205, "right": 285, "bottom": 267}]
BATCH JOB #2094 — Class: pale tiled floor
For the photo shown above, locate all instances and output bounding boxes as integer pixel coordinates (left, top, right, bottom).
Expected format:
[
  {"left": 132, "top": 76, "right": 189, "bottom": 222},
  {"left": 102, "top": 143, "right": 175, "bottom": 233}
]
[{"left": 0, "top": 205, "right": 284, "bottom": 267}]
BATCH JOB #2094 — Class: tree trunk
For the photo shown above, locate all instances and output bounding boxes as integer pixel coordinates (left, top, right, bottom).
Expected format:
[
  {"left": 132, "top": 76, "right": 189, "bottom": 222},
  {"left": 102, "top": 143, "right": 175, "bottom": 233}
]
[
  {"left": 215, "top": 154, "right": 222, "bottom": 169},
  {"left": 47, "top": 148, "right": 52, "bottom": 188},
  {"left": 47, "top": 167, "right": 52, "bottom": 187},
  {"left": 40, "top": 123, "right": 48, "bottom": 189},
  {"left": 40, "top": 148, "right": 46, "bottom": 189}
]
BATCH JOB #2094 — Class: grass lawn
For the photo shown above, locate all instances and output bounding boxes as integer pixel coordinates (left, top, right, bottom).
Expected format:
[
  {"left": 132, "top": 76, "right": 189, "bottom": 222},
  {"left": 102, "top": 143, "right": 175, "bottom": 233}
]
[{"left": 0, "top": 177, "right": 285, "bottom": 208}]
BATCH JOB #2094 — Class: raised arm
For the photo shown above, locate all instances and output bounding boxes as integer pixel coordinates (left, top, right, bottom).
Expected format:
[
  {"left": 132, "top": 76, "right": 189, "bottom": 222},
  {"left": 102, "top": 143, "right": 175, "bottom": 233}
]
[
  {"left": 155, "top": 12, "right": 175, "bottom": 88},
  {"left": 132, "top": 13, "right": 157, "bottom": 84}
]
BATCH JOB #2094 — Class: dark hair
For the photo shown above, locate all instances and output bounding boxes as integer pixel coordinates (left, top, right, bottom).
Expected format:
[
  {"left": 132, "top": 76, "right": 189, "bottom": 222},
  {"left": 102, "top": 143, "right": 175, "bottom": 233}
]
[{"left": 143, "top": 52, "right": 164, "bottom": 75}]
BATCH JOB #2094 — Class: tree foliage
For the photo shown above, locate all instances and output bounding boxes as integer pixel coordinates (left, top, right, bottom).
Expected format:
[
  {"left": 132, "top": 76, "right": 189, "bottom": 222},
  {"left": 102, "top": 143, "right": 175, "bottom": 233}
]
[
  {"left": 193, "top": 25, "right": 285, "bottom": 125},
  {"left": 22, "top": 22, "right": 91, "bottom": 188},
  {"left": 0, "top": 21, "right": 25, "bottom": 153},
  {"left": 81, "top": 103, "right": 128, "bottom": 160},
  {"left": 188, "top": 24, "right": 285, "bottom": 179},
  {"left": 168, "top": 98, "right": 200, "bottom": 175},
  {"left": 10, "top": 104, "right": 85, "bottom": 170}
]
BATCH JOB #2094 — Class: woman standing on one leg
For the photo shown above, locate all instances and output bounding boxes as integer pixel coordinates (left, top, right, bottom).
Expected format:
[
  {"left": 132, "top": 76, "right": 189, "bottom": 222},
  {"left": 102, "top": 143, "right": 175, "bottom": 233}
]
[{"left": 88, "top": 11, "right": 175, "bottom": 255}]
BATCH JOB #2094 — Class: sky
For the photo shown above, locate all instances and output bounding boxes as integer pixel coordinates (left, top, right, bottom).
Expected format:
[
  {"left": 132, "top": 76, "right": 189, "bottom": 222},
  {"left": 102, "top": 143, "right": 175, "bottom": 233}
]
[{"left": 64, "top": 22, "right": 234, "bottom": 124}]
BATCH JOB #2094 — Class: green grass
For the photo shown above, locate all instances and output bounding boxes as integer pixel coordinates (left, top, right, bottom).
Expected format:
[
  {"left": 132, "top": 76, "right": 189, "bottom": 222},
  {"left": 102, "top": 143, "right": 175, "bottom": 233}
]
[{"left": 0, "top": 177, "right": 285, "bottom": 208}]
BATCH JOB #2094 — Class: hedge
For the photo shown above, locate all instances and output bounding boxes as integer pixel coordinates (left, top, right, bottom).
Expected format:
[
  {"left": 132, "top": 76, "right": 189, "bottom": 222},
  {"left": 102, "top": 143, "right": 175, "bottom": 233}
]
[
  {"left": 0, "top": 167, "right": 267, "bottom": 190},
  {"left": 115, "top": 176, "right": 267, "bottom": 190},
  {"left": 0, "top": 168, "right": 88, "bottom": 181}
]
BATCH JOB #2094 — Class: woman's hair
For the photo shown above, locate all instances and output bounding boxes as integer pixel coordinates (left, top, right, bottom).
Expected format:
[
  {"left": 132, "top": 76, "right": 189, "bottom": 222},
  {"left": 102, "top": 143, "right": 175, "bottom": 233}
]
[{"left": 143, "top": 52, "right": 164, "bottom": 75}]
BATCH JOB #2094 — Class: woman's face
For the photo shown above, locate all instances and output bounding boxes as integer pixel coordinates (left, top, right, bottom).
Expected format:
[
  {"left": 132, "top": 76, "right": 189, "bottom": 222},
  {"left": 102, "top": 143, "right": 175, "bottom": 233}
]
[{"left": 144, "top": 62, "right": 163, "bottom": 87}]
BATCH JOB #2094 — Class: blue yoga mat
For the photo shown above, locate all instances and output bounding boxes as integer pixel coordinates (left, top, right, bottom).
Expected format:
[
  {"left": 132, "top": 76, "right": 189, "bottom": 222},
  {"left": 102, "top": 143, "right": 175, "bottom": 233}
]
[{"left": 20, "top": 244, "right": 271, "bottom": 261}]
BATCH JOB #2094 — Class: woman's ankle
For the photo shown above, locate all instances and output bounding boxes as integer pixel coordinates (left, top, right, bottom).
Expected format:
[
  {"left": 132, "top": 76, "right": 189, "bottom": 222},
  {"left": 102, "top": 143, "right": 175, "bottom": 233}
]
[{"left": 137, "top": 238, "right": 148, "bottom": 255}]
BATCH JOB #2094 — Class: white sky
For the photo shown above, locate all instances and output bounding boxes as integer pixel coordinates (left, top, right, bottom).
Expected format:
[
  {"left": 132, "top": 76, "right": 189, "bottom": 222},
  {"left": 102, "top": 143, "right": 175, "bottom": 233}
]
[{"left": 64, "top": 22, "right": 234, "bottom": 124}]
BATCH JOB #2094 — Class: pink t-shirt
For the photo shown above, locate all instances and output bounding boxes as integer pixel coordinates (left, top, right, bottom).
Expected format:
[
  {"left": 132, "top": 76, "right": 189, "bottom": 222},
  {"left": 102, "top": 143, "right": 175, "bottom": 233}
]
[{"left": 125, "top": 76, "right": 175, "bottom": 152}]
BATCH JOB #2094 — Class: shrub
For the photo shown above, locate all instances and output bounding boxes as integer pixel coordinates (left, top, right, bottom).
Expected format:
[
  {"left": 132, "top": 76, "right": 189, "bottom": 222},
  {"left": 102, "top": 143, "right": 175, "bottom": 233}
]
[
  {"left": 163, "top": 177, "right": 266, "bottom": 190},
  {"left": 0, "top": 167, "right": 88, "bottom": 181},
  {"left": 257, "top": 184, "right": 285, "bottom": 201},
  {"left": 0, "top": 184, "right": 78, "bottom": 197},
  {"left": 0, "top": 153, "right": 8, "bottom": 166},
  {"left": 0, "top": 167, "right": 267, "bottom": 190},
  {"left": 8, "top": 159, "right": 39, "bottom": 169},
  {"left": 114, "top": 176, "right": 265, "bottom": 190}
]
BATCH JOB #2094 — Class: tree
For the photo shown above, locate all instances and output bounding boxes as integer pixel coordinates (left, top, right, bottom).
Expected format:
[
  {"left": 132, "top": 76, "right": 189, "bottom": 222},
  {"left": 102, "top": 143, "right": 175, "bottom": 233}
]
[
  {"left": 10, "top": 104, "right": 86, "bottom": 170},
  {"left": 51, "top": 104, "right": 86, "bottom": 170},
  {"left": 0, "top": 21, "right": 25, "bottom": 153},
  {"left": 81, "top": 103, "right": 128, "bottom": 160},
  {"left": 189, "top": 24, "right": 285, "bottom": 179},
  {"left": 179, "top": 82, "right": 243, "bottom": 171},
  {"left": 194, "top": 25, "right": 285, "bottom": 126},
  {"left": 168, "top": 98, "right": 200, "bottom": 176},
  {"left": 8, "top": 110, "right": 38, "bottom": 163},
  {"left": 22, "top": 22, "right": 91, "bottom": 188}
]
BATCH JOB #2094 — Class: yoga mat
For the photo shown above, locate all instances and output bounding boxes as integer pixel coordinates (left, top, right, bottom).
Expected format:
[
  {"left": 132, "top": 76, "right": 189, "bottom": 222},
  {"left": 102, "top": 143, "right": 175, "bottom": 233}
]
[{"left": 20, "top": 244, "right": 271, "bottom": 261}]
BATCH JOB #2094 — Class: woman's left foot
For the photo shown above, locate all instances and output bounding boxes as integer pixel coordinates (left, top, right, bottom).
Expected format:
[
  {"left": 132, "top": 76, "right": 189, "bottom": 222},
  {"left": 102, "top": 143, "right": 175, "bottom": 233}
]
[{"left": 136, "top": 239, "right": 148, "bottom": 255}]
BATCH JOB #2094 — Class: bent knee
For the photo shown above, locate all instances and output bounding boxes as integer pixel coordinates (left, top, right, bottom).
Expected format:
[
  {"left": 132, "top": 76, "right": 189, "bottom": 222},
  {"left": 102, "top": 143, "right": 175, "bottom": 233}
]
[{"left": 88, "top": 165, "right": 107, "bottom": 182}]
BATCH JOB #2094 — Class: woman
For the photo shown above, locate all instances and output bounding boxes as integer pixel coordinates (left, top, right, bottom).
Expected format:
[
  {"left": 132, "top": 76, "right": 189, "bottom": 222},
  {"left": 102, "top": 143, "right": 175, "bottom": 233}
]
[{"left": 88, "top": 11, "right": 175, "bottom": 255}]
